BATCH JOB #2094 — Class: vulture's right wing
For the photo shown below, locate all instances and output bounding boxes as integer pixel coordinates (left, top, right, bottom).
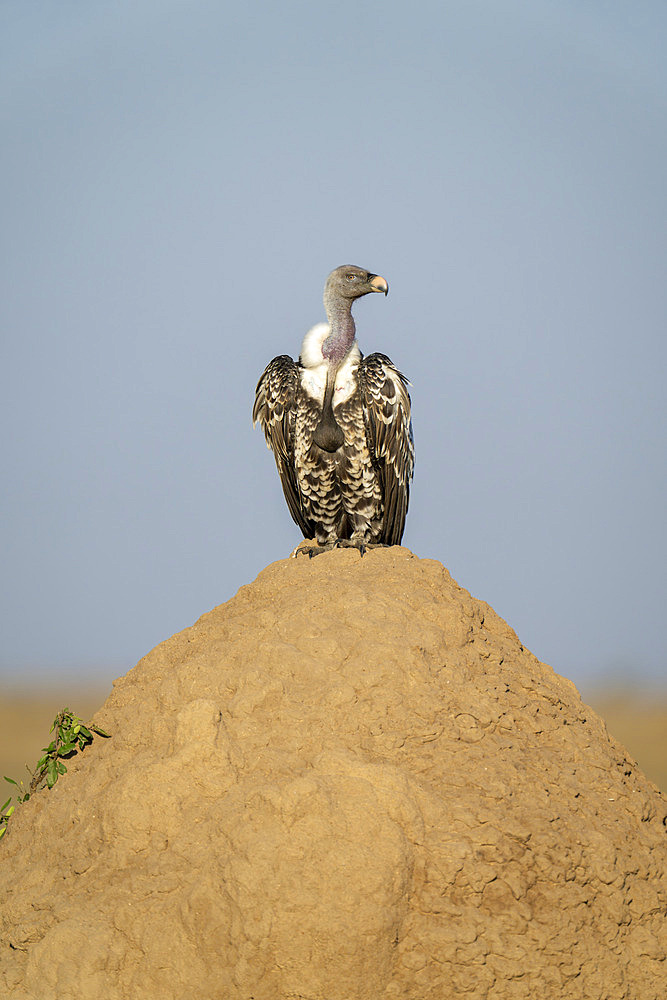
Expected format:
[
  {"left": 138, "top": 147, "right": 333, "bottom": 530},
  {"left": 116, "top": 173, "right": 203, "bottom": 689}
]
[
  {"left": 253, "top": 355, "right": 313, "bottom": 538},
  {"left": 358, "top": 352, "right": 414, "bottom": 545}
]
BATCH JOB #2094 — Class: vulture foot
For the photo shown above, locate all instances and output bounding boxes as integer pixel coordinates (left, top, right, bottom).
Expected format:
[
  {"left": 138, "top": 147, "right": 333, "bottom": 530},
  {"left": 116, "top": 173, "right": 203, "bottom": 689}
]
[
  {"left": 291, "top": 542, "right": 335, "bottom": 559},
  {"left": 343, "top": 540, "right": 391, "bottom": 556}
]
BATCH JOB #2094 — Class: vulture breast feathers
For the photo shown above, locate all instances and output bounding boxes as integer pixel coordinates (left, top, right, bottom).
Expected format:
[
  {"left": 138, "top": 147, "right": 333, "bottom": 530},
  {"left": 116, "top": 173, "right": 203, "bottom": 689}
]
[{"left": 253, "top": 265, "right": 414, "bottom": 550}]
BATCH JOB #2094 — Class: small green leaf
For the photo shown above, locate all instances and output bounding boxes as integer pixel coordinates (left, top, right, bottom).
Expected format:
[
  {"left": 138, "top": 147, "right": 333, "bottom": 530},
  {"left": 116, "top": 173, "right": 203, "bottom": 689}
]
[
  {"left": 5, "top": 805, "right": 15, "bottom": 818},
  {"left": 56, "top": 761, "right": 67, "bottom": 775},
  {"left": 4, "top": 776, "right": 17, "bottom": 787},
  {"left": 57, "top": 742, "right": 77, "bottom": 756},
  {"left": 91, "top": 725, "right": 110, "bottom": 738},
  {"left": 78, "top": 726, "right": 92, "bottom": 739},
  {"left": 1, "top": 798, "right": 11, "bottom": 812}
]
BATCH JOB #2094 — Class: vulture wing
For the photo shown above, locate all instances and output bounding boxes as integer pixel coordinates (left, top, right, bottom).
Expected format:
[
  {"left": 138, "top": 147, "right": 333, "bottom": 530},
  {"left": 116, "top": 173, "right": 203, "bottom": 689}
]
[
  {"left": 358, "top": 353, "right": 414, "bottom": 545},
  {"left": 253, "top": 355, "right": 314, "bottom": 538}
]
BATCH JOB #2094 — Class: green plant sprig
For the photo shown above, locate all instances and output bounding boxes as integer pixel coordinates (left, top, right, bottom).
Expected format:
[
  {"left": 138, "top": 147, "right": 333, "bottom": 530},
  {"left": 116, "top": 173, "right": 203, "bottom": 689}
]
[
  {"left": 1, "top": 707, "right": 109, "bottom": 840},
  {"left": 32, "top": 708, "right": 109, "bottom": 792}
]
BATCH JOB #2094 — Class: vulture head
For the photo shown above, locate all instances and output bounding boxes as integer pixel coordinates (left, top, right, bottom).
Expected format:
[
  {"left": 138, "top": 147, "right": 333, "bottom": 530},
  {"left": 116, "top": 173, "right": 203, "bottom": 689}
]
[{"left": 324, "top": 265, "right": 389, "bottom": 303}]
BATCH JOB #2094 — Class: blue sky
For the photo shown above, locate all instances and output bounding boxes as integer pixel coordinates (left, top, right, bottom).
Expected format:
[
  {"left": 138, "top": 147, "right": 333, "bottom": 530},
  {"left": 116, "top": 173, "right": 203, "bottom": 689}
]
[{"left": 2, "top": 0, "right": 665, "bottom": 693}]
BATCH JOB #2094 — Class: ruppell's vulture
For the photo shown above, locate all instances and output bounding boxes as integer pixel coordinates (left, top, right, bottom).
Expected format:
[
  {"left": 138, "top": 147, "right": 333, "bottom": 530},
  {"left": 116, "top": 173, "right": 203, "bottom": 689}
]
[{"left": 253, "top": 265, "right": 414, "bottom": 554}]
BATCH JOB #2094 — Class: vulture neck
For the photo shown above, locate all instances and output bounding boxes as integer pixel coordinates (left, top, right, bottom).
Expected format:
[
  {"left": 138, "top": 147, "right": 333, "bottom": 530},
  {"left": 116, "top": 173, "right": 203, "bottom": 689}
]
[
  {"left": 322, "top": 294, "right": 356, "bottom": 365},
  {"left": 312, "top": 294, "right": 356, "bottom": 453}
]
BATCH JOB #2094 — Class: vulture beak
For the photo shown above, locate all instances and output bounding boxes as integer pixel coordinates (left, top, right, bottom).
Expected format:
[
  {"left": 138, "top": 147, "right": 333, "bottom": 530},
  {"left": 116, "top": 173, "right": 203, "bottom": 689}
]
[{"left": 369, "top": 274, "right": 389, "bottom": 296}]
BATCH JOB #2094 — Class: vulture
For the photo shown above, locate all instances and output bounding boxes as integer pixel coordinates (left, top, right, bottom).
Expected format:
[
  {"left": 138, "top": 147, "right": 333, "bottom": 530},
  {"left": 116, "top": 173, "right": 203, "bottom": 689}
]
[{"left": 253, "top": 265, "right": 414, "bottom": 553}]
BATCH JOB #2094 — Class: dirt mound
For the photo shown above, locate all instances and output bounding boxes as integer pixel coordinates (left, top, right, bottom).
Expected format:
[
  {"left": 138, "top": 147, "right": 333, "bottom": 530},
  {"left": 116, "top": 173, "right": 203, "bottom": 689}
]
[{"left": 2, "top": 548, "right": 666, "bottom": 999}]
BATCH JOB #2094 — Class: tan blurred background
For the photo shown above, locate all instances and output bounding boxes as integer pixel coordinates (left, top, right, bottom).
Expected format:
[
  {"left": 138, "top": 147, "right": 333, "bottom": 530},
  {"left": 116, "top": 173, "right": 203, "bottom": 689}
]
[
  {"left": 1, "top": 684, "right": 109, "bottom": 800},
  {"left": 2, "top": 681, "right": 665, "bottom": 798}
]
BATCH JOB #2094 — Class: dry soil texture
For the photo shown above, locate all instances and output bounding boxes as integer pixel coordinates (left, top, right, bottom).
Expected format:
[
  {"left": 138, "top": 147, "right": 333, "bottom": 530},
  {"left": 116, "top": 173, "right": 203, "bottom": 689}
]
[{"left": 1, "top": 548, "right": 666, "bottom": 999}]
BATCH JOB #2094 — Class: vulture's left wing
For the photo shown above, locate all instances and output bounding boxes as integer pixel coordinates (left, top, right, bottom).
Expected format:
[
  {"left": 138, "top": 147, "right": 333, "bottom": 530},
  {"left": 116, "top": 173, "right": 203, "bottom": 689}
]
[
  {"left": 358, "top": 353, "right": 414, "bottom": 545},
  {"left": 253, "top": 355, "right": 314, "bottom": 538}
]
